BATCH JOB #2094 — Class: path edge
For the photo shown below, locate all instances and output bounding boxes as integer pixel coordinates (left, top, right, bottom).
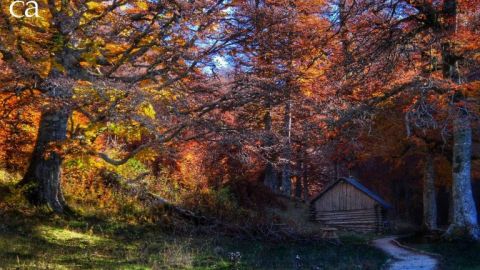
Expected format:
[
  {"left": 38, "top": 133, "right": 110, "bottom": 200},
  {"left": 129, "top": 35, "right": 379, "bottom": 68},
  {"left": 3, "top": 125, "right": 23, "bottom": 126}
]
[
  {"left": 371, "top": 236, "right": 443, "bottom": 270},
  {"left": 370, "top": 236, "right": 403, "bottom": 270},
  {"left": 392, "top": 238, "right": 442, "bottom": 259},
  {"left": 393, "top": 237, "right": 443, "bottom": 270}
]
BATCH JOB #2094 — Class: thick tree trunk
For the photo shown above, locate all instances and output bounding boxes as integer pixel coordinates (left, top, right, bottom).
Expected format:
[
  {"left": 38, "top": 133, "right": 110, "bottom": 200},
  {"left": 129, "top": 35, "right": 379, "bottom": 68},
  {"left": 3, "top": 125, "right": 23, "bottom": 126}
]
[
  {"left": 446, "top": 114, "right": 479, "bottom": 239},
  {"left": 281, "top": 166, "right": 291, "bottom": 196},
  {"left": 423, "top": 151, "right": 437, "bottom": 231},
  {"left": 264, "top": 163, "right": 278, "bottom": 191},
  {"left": 20, "top": 107, "right": 70, "bottom": 213},
  {"left": 441, "top": 0, "right": 479, "bottom": 239}
]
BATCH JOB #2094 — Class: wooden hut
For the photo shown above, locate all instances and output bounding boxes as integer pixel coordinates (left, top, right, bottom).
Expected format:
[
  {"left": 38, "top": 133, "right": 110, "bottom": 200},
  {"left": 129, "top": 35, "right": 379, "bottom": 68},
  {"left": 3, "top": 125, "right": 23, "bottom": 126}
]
[{"left": 310, "top": 177, "right": 391, "bottom": 232}]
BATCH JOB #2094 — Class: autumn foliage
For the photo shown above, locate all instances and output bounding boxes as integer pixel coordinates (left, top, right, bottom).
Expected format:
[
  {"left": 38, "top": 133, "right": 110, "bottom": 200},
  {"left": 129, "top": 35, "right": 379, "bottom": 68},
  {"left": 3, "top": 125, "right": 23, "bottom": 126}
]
[{"left": 0, "top": 0, "right": 480, "bottom": 239}]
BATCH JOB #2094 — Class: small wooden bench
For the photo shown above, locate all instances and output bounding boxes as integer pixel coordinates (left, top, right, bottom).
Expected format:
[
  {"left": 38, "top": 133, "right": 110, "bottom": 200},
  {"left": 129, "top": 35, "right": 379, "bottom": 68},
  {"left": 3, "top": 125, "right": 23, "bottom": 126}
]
[{"left": 320, "top": 227, "right": 340, "bottom": 242}]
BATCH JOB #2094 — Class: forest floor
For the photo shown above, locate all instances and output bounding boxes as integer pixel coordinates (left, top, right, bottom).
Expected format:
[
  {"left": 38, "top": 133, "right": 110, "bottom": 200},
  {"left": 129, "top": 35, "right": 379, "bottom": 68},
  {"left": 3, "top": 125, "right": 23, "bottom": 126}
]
[
  {"left": 0, "top": 211, "right": 388, "bottom": 269},
  {"left": 372, "top": 236, "right": 438, "bottom": 270},
  {"left": 0, "top": 181, "right": 387, "bottom": 270}
]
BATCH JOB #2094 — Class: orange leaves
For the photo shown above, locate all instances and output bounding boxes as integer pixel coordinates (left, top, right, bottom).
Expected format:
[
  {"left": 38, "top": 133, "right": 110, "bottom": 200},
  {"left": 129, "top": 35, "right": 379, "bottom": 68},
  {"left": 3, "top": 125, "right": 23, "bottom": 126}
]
[
  {"left": 104, "top": 43, "right": 129, "bottom": 56},
  {"left": 464, "top": 81, "right": 480, "bottom": 98},
  {"left": 0, "top": 92, "right": 40, "bottom": 171}
]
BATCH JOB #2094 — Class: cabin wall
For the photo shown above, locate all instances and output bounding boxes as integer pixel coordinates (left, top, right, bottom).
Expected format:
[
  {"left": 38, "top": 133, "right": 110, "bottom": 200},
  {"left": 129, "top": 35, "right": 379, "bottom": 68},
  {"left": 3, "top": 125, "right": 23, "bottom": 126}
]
[
  {"left": 313, "top": 182, "right": 376, "bottom": 211},
  {"left": 311, "top": 182, "right": 386, "bottom": 232}
]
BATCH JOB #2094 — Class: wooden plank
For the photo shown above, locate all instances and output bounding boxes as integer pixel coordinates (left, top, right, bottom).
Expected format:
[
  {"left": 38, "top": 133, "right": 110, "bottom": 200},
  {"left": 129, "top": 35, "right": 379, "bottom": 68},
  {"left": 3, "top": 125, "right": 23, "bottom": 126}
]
[
  {"left": 316, "top": 216, "right": 377, "bottom": 221},
  {"left": 316, "top": 216, "right": 377, "bottom": 220},
  {"left": 316, "top": 215, "right": 377, "bottom": 219},
  {"left": 316, "top": 208, "right": 376, "bottom": 214},
  {"left": 316, "top": 212, "right": 376, "bottom": 215}
]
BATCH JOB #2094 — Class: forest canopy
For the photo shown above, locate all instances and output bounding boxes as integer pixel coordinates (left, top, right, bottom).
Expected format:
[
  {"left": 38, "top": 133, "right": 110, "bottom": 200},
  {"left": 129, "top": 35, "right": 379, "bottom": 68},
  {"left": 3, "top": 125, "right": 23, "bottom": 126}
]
[{"left": 1, "top": 0, "right": 480, "bottom": 246}]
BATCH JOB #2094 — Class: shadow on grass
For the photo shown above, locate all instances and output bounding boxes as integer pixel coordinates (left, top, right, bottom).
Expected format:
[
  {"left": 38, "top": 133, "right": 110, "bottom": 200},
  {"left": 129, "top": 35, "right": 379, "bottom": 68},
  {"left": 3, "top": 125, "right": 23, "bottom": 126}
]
[
  {"left": 0, "top": 202, "right": 233, "bottom": 269},
  {"left": 0, "top": 216, "right": 146, "bottom": 269}
]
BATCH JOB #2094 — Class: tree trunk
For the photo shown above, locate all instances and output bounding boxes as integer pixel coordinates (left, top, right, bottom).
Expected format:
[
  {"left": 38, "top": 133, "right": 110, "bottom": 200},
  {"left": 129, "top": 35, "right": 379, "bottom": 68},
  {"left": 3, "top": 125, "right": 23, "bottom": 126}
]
[
  {"left": 423, "top": 151, "right": 437, "bottom": 231},
  {"left": 303, "top": 164, "right": 309, "bottom": 202},
  {"left": 294, "top": 160, "right": 303, "bottom": 199},
  {"left": 446, "top": 114, "right": 479, "bottom": 239},
  {"left": 334, "top": 160, "right": 339, "bottom": 180},
  {"left": 20, "top": 107, "right": 70, "bottom": 213},
  {"left": 441, "top": 0, "right": 479, "bottom": 239},
  {"left": 262, "top": 110, "right": 278, "bottom": 192},
  {"left": 264, "top": 163, "right": 278, "bottom": 192},
  {"left": 448, "top": 187, "right": 454, "bottom": 224},
  {"left": 281, "top": 100, "right": 292, "bottom": 196}
]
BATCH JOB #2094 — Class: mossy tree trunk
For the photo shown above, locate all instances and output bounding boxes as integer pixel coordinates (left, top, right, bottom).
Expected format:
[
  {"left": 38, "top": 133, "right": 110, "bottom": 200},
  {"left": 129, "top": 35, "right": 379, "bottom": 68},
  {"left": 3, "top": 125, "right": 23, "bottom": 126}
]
[{"left": 20, "top": 107, "right": 70, "bottom": 213}]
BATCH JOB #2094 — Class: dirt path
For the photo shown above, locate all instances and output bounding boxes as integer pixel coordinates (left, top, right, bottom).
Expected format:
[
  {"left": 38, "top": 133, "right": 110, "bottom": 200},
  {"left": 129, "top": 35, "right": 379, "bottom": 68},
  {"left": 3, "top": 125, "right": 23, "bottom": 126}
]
[{"left": 373, "top": 236, "right": 439, "bottom": 270}]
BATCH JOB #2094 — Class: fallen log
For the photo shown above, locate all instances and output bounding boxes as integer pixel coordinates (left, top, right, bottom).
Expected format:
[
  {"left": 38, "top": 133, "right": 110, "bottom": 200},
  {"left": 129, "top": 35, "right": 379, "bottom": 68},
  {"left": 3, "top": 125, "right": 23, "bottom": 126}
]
[
  {"left": 100, "top": 170, "right": 335, "bottom": 243},
  {"left": 101, "top": 170, "right": 211, "bottom": 224}
]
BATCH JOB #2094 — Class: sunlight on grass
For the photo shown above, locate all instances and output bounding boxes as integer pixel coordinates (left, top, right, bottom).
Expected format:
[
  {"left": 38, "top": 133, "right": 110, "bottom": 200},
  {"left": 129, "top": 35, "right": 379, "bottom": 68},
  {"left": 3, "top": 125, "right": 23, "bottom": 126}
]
[
  {"left": 157, "top": 240, "right": 196, "bottom": 269},
  {"left": 35, "top": 225, "right": 106, "bottom": 247}
]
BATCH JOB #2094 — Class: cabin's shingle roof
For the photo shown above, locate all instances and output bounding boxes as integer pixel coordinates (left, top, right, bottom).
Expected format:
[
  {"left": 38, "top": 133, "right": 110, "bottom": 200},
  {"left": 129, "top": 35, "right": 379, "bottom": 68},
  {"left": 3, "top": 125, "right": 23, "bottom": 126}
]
[{"left": 310, "top": 177, "right": 391, "bottom": 209}]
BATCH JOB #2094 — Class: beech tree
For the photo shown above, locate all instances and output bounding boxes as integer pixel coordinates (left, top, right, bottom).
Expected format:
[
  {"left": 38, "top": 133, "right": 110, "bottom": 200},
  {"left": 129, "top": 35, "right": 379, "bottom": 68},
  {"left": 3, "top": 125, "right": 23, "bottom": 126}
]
[
  {"left": 0, "top": 0, "right": 235, "bottom": 212},
  {"left": 441, "top": 0, "right": 478, "bottom": 239}
]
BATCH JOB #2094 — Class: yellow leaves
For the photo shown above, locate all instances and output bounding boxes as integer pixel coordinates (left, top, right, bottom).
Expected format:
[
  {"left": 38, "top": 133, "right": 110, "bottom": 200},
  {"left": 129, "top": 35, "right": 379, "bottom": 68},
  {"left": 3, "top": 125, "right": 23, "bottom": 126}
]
[
  {"left": 117, "top": 0, "right": 149, "bottom": 14},
  {"left": 136, "top": 0, "right": 148, "bottom": 11},
  {"left": 51, "top": 60, "right": 66, "bottom": 73},
  {"left": 140, "top": 102, "right": 156, "bottom": 120},
  {"left": 81, "top": 53, "right": 97, "bottom": 67},
  {"left": 115, "top": 156, "right": 149, "bottom": 179},
  {"left": 139, "top": 81, "right": 180, "bottom": 103},
  {"left": 110, "top": 122, "right": 146, "bottom": 142},
  {"left": 83, "top": 123, "right": 104, "bottom": 145},
  {"left": 77, "top": 37, "right": 106, "bottom": 68},
  {"left": 135, "top": 148, "right": 157, "bottom": 163},
  {"left": 86, "top": 1, "right": 104, "bottom": 12},
  {"left": 37, "top": 60, "right": 51, "bottom": 78}
]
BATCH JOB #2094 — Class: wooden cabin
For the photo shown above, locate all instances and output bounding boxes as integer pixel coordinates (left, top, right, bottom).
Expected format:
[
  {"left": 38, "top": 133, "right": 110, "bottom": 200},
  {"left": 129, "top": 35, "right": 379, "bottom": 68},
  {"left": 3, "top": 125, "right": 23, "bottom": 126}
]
[{"left": 310, "top": 177, "right": 391, "bottom": 233}]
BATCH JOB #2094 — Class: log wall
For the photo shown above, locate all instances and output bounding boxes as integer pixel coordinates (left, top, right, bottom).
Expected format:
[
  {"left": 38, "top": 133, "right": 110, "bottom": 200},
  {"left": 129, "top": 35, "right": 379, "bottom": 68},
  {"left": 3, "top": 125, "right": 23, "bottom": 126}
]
[{"left": 311, "top": 181, "right": 386, "bottom": 232}]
